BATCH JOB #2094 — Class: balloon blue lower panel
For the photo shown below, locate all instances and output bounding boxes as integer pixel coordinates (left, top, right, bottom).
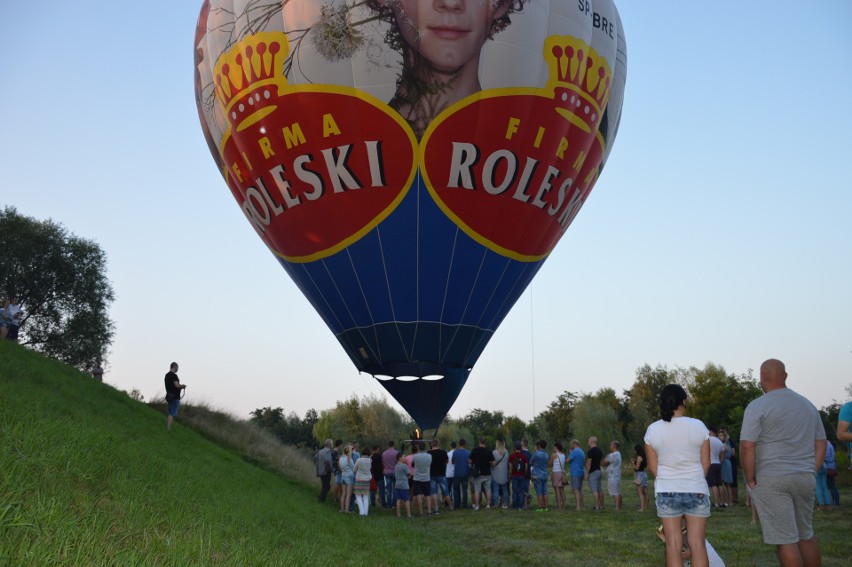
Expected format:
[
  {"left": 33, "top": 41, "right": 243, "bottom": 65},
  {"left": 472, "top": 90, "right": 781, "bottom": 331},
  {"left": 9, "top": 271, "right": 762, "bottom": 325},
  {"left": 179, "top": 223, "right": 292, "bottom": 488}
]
[{"left": 337, "top": 321, "right": 491, "bottom": 429}]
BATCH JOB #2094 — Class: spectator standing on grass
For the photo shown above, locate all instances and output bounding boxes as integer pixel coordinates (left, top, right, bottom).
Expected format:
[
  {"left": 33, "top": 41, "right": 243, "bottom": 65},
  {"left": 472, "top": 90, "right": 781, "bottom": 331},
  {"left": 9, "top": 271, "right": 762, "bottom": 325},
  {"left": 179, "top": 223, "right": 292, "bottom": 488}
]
[
  {"left": 382, "top": 440, "right": 398, "bottom": 509},
  {"left": 508, "top": 441, "right": 529, "bottom": 510},
  {"left": 644, "top": 384, "right": 711, "bottom": 567},
  {"left": 603, "top": 440, "right": 623, "bottom": 512},
  {"left": 824, "top": 442, "right": 839, "bottom": 507},
  {"left": 314, "top": 439, "right": 334, "bottom": 503},
  {"left": 332, "top": 439, "right": 343, "bottom": 503},
  {"left": 395, "top": 451, "right": 412, "bottom": 518},
  {"left": 0, "top": 298, "right": 11, "bottom": 339},
  {"left": 469, "top": 437, "right": 494, "bottom": 510},
  {"left": 446, "top": 441, "right": 457, "bottom": 506},
  {"left": 530, "top": 440, "right": 549, "bottom": 511},
  {"left": 837, "top": 401, "right": 852, "bottom": 465},
  {"left": 586, "top": 436, "right": 605, "bottom": 511},
  {"left": 721, "top": 428, "right": 740, "bottom": 504},
  {"left": 338, "top": 445, "right": 355, "bottom": 514},
  {"left": 429, "top": 439, "right": 450, "bottom": 512},
  {"left": 632, "top": 444, "right": 649, "bottom": 512},
  {"left": 521, "top": 439, "right": 533, "bottom": 508},
  {"left": 491, "top": 438, "right": 510, "bottom": 509},
  {"left": 370, "top": 445, "right": 385, "bottom": 508},
  {"left": 740, "top": 359, "right": 826, "bottom": 567},
  {"left": 549, "top": 442, "right": 567, "bottom": 510},
  {"left": 411, "top": 442, "right": 433, "bottom": 516},
  {"left": 353, "top": 449, "right": 373, "bottom": 516},
  {"left": 567, "top": 439, "right": 586, "bottom": 511},
  {"left": 92, "top": 361, "right": 104, "bottom": 382},
  {"left": 707, "top": 427, "right": 726, "bottom": 508},
  {"left": 348, "top": 442, "right": 361, "bottom": 512},
  {"left": 6, "top": 297, "right": 22, "bottom": 342},
  {"left": 452, "top": 439, "right": 470, "bottom": 510},
  {"left": 164, "top": 362, "right": 186, "bottom": 431}
]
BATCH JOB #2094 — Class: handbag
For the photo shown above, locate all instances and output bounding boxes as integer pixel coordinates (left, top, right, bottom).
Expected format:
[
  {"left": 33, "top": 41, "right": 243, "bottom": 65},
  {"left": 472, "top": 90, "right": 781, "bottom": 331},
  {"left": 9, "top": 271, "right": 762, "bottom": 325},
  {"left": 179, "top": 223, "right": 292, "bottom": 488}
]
[
  {"left": 827, "top": 468, "right": 837, "bottom": 478},
  {"left": 633, "top": 477, "right": 643, "bottom": 486}
]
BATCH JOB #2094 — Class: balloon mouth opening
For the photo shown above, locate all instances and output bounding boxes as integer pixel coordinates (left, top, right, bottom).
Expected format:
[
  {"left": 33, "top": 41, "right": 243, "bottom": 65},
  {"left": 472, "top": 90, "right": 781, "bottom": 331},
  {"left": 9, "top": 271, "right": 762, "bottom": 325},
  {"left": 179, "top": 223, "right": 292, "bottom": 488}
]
[
  {"left": 375, "top": 374, "right": 444, "bottom": 382},
  {"left": 365, "top": 361, "right": 471, "bottom": 381}
]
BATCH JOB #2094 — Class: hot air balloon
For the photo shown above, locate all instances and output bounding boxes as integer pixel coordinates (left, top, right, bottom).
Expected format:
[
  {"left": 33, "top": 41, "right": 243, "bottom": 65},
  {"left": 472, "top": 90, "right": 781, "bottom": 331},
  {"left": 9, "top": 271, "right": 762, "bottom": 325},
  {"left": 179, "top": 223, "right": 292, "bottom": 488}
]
[{"left": 194, "top": 0, "right": 627, "bottom": 430}]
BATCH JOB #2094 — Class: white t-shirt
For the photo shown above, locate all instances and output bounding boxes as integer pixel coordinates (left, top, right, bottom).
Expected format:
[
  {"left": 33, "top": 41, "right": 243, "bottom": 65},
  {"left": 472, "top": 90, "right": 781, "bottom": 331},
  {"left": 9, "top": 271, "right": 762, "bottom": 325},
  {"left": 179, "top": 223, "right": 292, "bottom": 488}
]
[
  {"left": 644, "top": 416, "right": 710, "bottom": 495},
  {"left": 709, "top": 436, "right": 724, "bottom": 465},
  {"left": 446, "top": 449, "right": 455, "bottom": 478}
]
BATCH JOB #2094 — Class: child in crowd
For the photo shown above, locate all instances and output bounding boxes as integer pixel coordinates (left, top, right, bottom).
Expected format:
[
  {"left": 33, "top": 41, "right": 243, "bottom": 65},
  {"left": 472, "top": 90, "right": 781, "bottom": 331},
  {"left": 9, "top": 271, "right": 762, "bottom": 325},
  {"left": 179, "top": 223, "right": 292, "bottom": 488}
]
[
  {"left": 656, "top": 523, "right": 726, "bottom": 566},
  {"left": 394, "top": 450, "right": 412, "bottom": 518}
]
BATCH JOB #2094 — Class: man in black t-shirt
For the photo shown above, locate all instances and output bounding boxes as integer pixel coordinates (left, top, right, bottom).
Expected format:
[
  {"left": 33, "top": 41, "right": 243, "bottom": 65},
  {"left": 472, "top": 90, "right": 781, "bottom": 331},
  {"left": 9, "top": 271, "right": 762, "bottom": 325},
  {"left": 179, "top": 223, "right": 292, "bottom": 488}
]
[
  {"left": 428, "top": 439, "right": 450, "bottom": 512},
  {"left": 164, "top": 362, "right": 186, "bottom": 430},
  {"left": 469, "top": 437, "right": 495, "bottom": 510},
  {"left": 585, "top": 436, "right": 604, "bottom": 510}
]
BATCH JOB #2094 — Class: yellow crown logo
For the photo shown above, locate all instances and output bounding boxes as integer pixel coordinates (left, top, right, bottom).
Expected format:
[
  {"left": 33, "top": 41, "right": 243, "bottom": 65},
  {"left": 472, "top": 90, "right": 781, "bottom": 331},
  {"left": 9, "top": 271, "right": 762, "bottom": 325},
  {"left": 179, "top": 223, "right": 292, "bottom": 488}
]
[
  {"left": 214, "top": 32, "right": 289, "bottom": 131},
  {"left": 544, "top": 36, "right": 612, "bottom": 133}
]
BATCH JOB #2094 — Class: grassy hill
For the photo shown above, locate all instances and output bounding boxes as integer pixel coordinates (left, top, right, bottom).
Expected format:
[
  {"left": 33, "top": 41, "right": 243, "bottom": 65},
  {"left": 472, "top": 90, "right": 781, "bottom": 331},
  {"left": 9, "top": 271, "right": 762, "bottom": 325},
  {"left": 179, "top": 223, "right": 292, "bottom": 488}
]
[{"left": 2, "top": 341, "right": 850, "bottom": 566}]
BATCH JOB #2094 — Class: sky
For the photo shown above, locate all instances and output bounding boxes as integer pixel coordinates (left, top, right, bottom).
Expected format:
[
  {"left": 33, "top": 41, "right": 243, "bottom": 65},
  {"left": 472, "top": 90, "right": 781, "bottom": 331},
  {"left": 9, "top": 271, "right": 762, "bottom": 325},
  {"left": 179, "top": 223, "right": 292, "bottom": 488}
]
[{"left": 2, "top": 1, "right": 851, "bottom": 424}]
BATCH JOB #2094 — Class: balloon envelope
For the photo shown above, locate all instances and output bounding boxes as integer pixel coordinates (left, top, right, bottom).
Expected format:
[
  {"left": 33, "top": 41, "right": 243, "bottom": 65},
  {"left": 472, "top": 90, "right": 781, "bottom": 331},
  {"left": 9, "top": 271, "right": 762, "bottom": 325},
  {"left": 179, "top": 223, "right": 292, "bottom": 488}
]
[{"left": 195, "top": 0, "right": 627, "bottom": 429}]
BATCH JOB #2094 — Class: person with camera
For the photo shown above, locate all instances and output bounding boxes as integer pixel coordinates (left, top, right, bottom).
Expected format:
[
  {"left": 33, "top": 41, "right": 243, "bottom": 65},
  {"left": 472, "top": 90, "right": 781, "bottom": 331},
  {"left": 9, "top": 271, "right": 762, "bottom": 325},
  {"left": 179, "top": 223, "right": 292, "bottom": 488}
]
[{"left": 164, "top": 362, "right": 187, "bottom": 430}]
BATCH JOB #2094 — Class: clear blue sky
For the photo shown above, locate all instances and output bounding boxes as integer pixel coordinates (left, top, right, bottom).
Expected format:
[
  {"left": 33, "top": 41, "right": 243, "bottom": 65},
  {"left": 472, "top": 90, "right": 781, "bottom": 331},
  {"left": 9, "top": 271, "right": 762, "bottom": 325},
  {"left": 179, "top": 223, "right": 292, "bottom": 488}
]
[{"left": 2, "top": 1, "right": 850, "bottom": 422}]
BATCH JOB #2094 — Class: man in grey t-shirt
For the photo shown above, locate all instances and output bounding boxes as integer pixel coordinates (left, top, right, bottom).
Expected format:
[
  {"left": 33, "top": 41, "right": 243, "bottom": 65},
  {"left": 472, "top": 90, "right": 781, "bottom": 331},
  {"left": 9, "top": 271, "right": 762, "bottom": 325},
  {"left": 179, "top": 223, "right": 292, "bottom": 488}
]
[
  {"left": 740, "top": 359, "right": 826, "bottom": 566},
  {"left": 410, "top": 442, "right": 433, "bottom": 517}
]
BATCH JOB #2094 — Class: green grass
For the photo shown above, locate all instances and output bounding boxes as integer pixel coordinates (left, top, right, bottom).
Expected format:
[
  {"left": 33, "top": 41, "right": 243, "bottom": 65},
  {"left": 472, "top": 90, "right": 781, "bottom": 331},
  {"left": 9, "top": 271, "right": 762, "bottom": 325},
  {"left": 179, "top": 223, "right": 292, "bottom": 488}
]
[{"left": 2, "top": 340, "right": 851, "bottom": 566}]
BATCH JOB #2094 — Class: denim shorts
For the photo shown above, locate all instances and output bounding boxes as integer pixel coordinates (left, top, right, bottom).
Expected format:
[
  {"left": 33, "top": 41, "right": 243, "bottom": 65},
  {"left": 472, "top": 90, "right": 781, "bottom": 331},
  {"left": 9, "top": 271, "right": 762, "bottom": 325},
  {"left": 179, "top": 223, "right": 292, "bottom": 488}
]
[
  {"left": 655, "top": 492, "right": 711, "bottom": 518},
  {"left": 431, "top": 476, "right": 450, "bottom": 497},
  {"left": 571, "top": 475, "right": 584, "bottom": 491},
  {"left": 167, "top": 399, "right": 180, "bottom": 417},
  {"left": 533, "top": 478, "right": 548, "bottom": 496},
  {"left": 589, "top": 470, "right": 603, "bottom": 492}
]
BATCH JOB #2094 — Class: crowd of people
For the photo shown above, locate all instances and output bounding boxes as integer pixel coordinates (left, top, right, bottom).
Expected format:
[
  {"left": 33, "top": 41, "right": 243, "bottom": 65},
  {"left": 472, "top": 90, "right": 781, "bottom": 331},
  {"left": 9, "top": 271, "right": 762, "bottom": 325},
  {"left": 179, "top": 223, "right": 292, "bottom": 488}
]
[
  {"left": 313, "top": 358, "right": 847, "bottom": 567},
  {"left": 313, "top": 434, "right": 659, "bottom": 518}
]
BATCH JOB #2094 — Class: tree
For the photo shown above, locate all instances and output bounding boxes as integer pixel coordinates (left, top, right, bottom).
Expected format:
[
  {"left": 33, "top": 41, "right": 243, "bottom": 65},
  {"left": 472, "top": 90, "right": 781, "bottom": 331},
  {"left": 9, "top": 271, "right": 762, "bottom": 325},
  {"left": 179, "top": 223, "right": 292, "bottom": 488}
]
[
  {"left": 250, "top": 406, "right": 321, "bottom": 447},
  {"left": 0, "top": 207, "right": 115, "bottom": 366},
  {"left": 312, "top": 394, "right": 410, "bottom": 448},
  {"left": 819, "top": 402, "right": 841, "bottom": 446},
  {"left": 535, "top": 390, "right": 578, "bottom": 443},
  {"left": 457, "top": 408, "right": 505, "bottom": 440},
  {"left": 684, "top": 363, "right": 761, "bottom": 440},
  {"left": 624, "top": 364, "right": 678, "bottom": 444},
  {"left": 571, "top": 393, "right": 621, "bottom": 447}
]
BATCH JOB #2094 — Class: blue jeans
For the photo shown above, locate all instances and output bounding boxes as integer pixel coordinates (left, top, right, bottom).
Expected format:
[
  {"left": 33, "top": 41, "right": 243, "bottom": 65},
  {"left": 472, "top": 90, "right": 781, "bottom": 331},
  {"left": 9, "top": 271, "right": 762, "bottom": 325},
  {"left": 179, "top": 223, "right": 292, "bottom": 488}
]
[
  {"left": 827, "top": 472, "right": 839, "bottom": 506},
  {"left": 512, "top": 477, "right": 527, "bottom": 509},
  {"left": 453, "top": 476, "right": 469, "bottom": 509},
  {"left": 384, "top": 473, "right": 396, "bottom": 508},
  {"left": 491, "top": 479, "right": 509, "bottom": 506},
  {"left": 815, "top": 467, "right": 830, "bottom": 506},
  {"left": 374, "top": 476, "right": 386, "bottom": 508}
]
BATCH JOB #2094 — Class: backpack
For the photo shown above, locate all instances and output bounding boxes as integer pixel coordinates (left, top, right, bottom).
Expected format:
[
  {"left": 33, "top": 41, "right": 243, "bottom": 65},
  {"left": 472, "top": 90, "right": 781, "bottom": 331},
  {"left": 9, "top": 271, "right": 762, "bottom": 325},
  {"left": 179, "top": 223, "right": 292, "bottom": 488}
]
[{"left": 513, "top": 456, "right": 525, "bottom": 474}]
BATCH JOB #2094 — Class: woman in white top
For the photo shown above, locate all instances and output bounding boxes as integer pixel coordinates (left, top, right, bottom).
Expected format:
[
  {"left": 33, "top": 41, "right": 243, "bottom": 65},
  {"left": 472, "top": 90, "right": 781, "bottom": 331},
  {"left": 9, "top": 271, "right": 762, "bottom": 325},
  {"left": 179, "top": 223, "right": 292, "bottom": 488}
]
[
  {"left": 549, "top": 442, "right": 567, "bottom": 510},
  {"left": 644, "top": 384, "right": 711, "bottom": 567},
  {"left": 352, "top": 451, "right": 373, "bottom": 516}
]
